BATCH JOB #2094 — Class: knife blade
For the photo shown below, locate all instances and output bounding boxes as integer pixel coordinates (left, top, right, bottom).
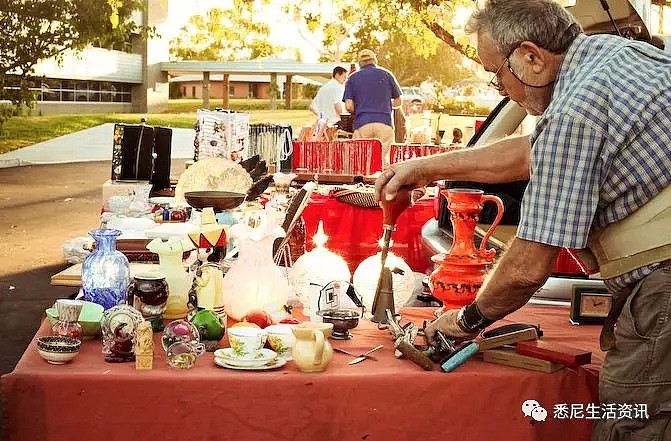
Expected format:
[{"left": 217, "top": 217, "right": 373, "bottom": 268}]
[{"left": 347, "top": 344, "right": 384, "bottom": 365}]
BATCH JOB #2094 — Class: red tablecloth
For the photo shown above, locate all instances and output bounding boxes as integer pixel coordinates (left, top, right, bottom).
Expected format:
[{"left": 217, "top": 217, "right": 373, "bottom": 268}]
[
  {"left": 1, "top": 305, "right": 604, "bottom": 441},
  {"left": 302, "top": 193, "right": 435, "bottom": 273},
  {"left": 291, "top": 139, "right": 382, "bottom": 175}
]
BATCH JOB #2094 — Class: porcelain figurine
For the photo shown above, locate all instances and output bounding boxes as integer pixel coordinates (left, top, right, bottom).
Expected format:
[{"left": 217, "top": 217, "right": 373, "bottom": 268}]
[
  {"left": 221, "top": 206, "right": 290, "bottom": 320},
  {"left": 188, "top": 254, "right": 226, "bottom": 316}
]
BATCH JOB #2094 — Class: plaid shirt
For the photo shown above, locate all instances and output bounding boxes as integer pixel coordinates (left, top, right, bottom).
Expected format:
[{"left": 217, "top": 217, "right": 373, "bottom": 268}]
[{"left": 517, "top": 33, "right": 671, "bottom": 291}]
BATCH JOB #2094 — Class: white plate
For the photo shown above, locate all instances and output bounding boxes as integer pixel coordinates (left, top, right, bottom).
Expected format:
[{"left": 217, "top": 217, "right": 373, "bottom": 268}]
[
  {"left": 213, "top": 357, "right": 287, "bottom": 371},
  {"left": 213, "top": 348, "right": 277, "bottom": 367}
]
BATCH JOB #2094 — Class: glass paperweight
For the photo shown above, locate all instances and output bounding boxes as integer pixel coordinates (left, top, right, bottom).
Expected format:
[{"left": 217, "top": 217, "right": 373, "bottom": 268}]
[
  {"left": 161, "top": 320, "right": 201, "bottom": 352},
  {"left": 166, "top": 341, "right": 205, "bottom": 369}
]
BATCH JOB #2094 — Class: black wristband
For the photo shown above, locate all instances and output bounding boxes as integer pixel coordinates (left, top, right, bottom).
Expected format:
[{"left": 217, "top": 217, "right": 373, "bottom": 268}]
[{"left": 458, "top": 302, "right": 495, "bottom": 333}]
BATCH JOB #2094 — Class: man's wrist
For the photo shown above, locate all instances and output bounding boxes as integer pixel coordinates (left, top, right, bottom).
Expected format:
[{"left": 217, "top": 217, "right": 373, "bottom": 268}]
[{"left": 457, "top": 302, "right": 495, "bottom": 333}]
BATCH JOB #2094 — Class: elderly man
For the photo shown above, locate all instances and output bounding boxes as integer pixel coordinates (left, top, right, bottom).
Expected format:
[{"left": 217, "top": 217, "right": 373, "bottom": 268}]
[
  {"left": 374, "top": 1, "right": 671, "bottom": 439},
  {"left": 344, "top": 49, "right": 402, "bottom": 168}
]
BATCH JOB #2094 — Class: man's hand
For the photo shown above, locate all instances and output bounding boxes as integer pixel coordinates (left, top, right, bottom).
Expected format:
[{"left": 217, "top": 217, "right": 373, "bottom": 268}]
[
  {"left": 374, "top": 159, "right": 430, "bottom": 202},
  {"left": 424, "top": 310, "right": 478, "bottom": 344}
]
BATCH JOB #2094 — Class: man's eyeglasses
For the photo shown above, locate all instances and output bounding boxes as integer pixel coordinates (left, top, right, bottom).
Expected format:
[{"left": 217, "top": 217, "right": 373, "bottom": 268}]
[{"left": 488, "top": 56, "right": 511, "bottom": 91}]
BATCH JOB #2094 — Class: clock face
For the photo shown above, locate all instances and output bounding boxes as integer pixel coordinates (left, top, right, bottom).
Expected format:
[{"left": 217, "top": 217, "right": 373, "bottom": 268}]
[{"left": 579, "top": 294, "right": 612, "bottom": 318}]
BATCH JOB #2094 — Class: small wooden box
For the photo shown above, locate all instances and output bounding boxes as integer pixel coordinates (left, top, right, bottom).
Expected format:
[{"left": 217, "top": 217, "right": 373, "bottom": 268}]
[{"left": 482, "top": 348, "right": 564, "bottom": 373}]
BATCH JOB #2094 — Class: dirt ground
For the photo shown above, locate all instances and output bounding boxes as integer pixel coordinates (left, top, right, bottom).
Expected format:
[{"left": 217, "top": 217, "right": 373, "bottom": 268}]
[{"left": 0, "top": 160, "right": 186, "bottom": 376}]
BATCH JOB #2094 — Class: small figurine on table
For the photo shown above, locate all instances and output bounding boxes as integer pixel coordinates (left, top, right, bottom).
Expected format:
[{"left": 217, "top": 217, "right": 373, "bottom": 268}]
[
  {"left": 187, "top": 247, "right": 226, "bottom": 317},
  {"left": 187, "top": 207, "right": 227, "bottom": 318},
  {"left": 135, "top": 320, "right": 154, "bottom": 370}
]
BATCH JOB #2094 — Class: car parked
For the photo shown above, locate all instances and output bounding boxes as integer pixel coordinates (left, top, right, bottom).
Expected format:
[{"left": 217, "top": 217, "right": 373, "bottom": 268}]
[{"left": 400, "top": 86, "right": 424, "bottom": 104}]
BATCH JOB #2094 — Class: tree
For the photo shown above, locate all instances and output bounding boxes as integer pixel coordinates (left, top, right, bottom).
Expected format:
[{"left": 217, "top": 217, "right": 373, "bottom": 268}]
[
  {"left": 0, "top": 0, "right": 149, "bottom": 110},
  {"left": 169, "top": 1, "right": 280, "bottom": 61},
  {"left": 279, "top": 0, "right": 478, "bottom": 62},
  {"left": 278, "top": 0, "right": 360, "bottom": 62},
  {"left": 345, "top": 30, "right": 475, "bottom": 86}
]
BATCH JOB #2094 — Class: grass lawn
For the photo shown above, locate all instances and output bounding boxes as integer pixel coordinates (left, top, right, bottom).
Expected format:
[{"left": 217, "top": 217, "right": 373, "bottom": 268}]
[{"left": 0, "top": 104, "right": 315, "bottom": 154}]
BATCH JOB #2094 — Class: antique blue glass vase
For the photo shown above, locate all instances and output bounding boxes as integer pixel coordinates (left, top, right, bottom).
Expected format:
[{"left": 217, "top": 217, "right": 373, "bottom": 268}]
[{"left": 82, "top": 229, "right": 130, "bottom": 310}]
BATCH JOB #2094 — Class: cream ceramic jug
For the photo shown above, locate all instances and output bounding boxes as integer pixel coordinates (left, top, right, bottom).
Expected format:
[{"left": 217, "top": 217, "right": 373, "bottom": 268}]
[{"left": 291, "top": 322, "right": 334, "bottom": 373}]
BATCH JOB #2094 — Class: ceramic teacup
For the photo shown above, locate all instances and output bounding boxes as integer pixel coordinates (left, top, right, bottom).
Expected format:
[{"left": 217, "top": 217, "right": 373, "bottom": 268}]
[
  {"left": 228, "top": 327, "right": 268, "bottom": 359},
  {"left": 265, "top": 324, "right": 296, "bottom": 359}
]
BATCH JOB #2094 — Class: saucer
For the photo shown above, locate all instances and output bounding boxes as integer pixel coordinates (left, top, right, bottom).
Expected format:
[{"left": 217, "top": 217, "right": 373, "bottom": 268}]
[
  {"left": 213, "top": 348, "right": 277, "bottom": 367},
  {"left": 213, "top": 357, "right": 287, "bottom": 371}
]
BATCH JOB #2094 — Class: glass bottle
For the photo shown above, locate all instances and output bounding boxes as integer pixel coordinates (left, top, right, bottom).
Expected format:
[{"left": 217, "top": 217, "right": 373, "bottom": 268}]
[
  {"left": 51, "top": 299, "right": 84, "bottom": 340},
  {"left": 82, "top": 229, "right": 130, "bottom": 310}
]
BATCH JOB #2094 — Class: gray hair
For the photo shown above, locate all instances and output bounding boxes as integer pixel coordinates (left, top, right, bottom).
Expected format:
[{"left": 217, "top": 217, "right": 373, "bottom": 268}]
[{"left": 465, "top": 0, "right": 583, "bottom": 55}]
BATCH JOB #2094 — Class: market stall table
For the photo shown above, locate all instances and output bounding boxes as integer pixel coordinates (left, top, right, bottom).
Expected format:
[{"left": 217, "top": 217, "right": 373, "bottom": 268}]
[
  {"left": 2, "top": 305, "right": 603, "bottom": 441},
  {"left": 301, "top": 193, "right": 435, "bottom": 273}
]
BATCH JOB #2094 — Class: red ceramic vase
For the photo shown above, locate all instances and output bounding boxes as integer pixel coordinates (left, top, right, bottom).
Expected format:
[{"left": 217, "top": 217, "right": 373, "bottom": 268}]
[{"left": 429, "top": 188, "right": 504, "bottom": 314}]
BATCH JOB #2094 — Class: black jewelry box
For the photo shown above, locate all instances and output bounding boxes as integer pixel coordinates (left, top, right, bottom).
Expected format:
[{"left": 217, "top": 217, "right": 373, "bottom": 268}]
[{"left": 111, "top": 123, "right": 172, "bottom": 190}]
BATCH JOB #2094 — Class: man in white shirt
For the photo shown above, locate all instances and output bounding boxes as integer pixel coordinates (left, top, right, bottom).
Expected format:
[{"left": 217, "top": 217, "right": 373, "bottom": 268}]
[{"left": 309, "top": 66, "right": 347, "bottom": 126}]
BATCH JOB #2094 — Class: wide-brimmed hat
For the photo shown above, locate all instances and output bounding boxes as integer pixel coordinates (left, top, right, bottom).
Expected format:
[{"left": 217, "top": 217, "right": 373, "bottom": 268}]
[{"left": 358, "top": 49, "right": 376, "bottom": 63}]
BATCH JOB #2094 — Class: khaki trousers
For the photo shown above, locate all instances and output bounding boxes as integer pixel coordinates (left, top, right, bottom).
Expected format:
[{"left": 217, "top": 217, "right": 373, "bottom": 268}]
[
  {"left": 593, "top": 264, "right": 671, "bottom": 440},
  {"left": 353, "top": 122, "right": 394, "bottom": 169}
]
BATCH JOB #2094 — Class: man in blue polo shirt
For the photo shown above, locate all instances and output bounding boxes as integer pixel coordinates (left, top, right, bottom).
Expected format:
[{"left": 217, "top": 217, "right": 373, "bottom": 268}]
[{"left": 343, "top": 49, "right": 402, "bottom": 168}]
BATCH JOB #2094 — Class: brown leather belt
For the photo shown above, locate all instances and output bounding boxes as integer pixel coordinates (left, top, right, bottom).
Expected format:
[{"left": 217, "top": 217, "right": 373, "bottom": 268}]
[{"left": 600, "top": 259, "right": 671, "bottom": 351}]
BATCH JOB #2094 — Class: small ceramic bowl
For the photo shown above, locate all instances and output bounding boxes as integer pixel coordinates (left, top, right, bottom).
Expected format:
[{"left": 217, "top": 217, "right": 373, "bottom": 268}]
[
  {"left": 36, "top": 336, "right": 81, "bottom": 364},
  {"left": 265, "top": 324, "right": 296, "bottom": 359},
  {"left": 319, "top": 309, "right": 361, "bottom": 340}
]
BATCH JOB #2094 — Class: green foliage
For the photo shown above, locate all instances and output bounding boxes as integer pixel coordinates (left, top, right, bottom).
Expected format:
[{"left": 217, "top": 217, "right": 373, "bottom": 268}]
[
  {"left": 0, "top": 108, "right": 315, "bottom": 154},
  {"left": 301, "top": 84, "right": 320, "bottom": 100},
  {"left": 170, "top": 6, "right": 280, "bottom": 61},
  {"left": 345, "top": 29, "right": 475, "bottom": 86},
  {"left": 0, "top": 0, "right": 150, "bottom": 122},
  {"left": 278, "top": 0, "right": 478, "bottom": 62},
  {"left": 429, "top": 96, "right": 491, "bottom": 116}
]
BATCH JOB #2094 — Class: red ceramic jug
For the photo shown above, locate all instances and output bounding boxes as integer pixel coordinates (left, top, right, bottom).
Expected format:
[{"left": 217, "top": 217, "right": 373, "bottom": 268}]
[{"left": 429, "top": 188, "right": 504, "bottom": 315}]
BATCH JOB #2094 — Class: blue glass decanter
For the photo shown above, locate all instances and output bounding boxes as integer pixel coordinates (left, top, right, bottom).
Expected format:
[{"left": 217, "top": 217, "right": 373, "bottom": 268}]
[{"left": 82, "top": 229, "right": 130, "bottom": 310}]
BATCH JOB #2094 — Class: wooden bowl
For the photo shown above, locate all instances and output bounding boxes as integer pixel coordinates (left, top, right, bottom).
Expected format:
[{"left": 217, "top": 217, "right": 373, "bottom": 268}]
[{"left": 184, "top": 191, "right": 246, "bottom": 211}]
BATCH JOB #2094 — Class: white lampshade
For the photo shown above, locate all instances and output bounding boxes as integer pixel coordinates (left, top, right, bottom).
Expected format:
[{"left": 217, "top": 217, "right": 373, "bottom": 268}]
[
  {"left": 352, "top": 251, "right": 416, "bottom": 313},
  {"left": 288, "top": 221, "right": 351, "bottom": 317}
]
